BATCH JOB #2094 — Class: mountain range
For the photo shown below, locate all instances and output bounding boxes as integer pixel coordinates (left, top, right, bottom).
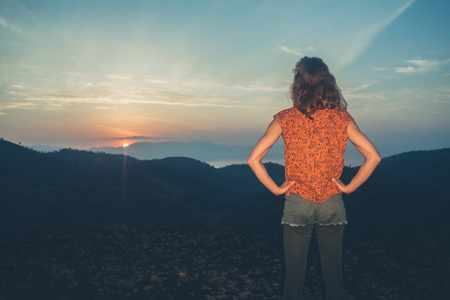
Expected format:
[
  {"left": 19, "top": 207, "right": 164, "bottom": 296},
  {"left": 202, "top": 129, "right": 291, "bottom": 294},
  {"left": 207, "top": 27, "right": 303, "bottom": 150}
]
[
  {"left": 89, "top": 141, "right": 285, "bottom": 165},
  {"left": 1, "top": 138, "right": 449, "bottom": 242}
]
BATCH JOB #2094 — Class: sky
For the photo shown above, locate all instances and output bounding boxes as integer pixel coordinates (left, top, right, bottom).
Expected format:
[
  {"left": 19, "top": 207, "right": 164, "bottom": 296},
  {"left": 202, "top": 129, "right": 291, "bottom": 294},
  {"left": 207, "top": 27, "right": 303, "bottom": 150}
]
[{"left": 1, "top": 0, "right": 449, "bottom": 163}]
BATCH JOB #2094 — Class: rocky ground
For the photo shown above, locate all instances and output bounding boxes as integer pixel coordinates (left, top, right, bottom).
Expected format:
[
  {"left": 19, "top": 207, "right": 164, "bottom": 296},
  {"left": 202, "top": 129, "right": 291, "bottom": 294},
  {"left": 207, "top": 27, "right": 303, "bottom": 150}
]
[{"left": 0, "top": 224, "right": 448, "bottom": 300}]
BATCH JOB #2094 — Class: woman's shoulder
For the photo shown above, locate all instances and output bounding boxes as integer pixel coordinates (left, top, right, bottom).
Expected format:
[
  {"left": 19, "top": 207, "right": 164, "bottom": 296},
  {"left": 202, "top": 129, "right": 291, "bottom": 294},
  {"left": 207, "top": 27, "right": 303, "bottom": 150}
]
[
  {"left": 274, "top": 107, "right": 298, "bottom": 118},
  {"left": 322, "top": 108, "right": 353, "bottom": 124},
  {"left": 322, "top": 107, "right": 351, "bottom": 116}
]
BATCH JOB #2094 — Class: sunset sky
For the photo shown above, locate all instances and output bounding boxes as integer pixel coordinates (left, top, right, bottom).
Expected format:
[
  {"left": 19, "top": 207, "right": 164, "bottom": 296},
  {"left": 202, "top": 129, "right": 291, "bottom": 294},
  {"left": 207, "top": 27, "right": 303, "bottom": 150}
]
[{"left": 1, "top": 0, "right": 449, "bottom": 161}]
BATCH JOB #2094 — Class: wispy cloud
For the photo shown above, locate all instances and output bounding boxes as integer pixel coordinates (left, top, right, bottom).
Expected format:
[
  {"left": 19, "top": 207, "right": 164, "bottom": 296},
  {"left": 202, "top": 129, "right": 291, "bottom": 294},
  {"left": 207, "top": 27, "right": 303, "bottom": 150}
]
[
  {"left": 369, "top": 63, "right": 387, "bottom": 71},
  {"left": 0, "top": 15, "right": 24, "bottom": 34},
  {"left": 231, "top": 84, "right": 287, "bottom": 92},
  {"left": 345, "top": 84, "right": 372, "bottom": 92},
  {"left": 0, "top": 101, "right": 36, "bottom": 114},
  {"left": 278, "top": 46, "right": 315, "bottom": 57},
  {"left": 18, "top": 92, "right": 246, "bottom": 109},
  {"left": 3, "top": 68, "right": 285, "bottom": 114},
  {"left": 112, "top": 136, "right": 154, "bottom": 140},
  {"left": 107, "top": 73, "right": 286, "bottom": 94},
  {"left": 339, "top": 0, "right": 414, "bottom": 69},
  {"left": 342, "top": 84, "right": 389, "bottom": 101},
  {"left": 395, "top": 58, "right": 450, "bottom": 74}
]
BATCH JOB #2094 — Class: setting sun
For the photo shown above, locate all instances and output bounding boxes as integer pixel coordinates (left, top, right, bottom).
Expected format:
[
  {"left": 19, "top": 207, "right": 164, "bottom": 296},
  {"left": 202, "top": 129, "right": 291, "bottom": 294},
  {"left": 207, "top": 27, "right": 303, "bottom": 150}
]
[{"left": 122, "top": 143, "right": 129, "bottom": 148}]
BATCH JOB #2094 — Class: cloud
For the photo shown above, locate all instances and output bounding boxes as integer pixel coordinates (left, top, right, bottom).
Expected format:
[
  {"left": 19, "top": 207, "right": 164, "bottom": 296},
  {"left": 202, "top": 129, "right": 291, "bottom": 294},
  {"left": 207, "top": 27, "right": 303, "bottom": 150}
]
[
  {"left": 0, "top": 15, "right": 27, "bottom": 35},
  {"left": 342, "top": 84, "right": 389, "bottom": 101},
  {"left": 112, "top": 136, "right": 154, "bottom": 140},
  {"left": 19, "top": 92, "right": 245, "bottom": 109},
  {"left": 0, "top": 101, "right": 36, "bottom": 114},
  {"left": 232, "top": 84, "right": 286, "bottom": 92},
  {"left": 106, "top": 73, "right": 286, "bottom": 95},
  {"left": 438, "top": 86, "right": 450, "bottom": 93},
  {"left": 369, "top": 63, "right": 387, "bottom": 71},
  {"left": 339, "top": 0, "right": 414, "bottom": 69},
  {"left": 342, "top": 84, "right": 372, "bottom": 96},
  {"left": 395, "top": 58, "right": 450, "bottom": 74},
  {"left": 4, "top": 69, "right": 283, "bottom": 113},
  {"left": 278, "top": 46, "right": 314, "bottom": 57}
]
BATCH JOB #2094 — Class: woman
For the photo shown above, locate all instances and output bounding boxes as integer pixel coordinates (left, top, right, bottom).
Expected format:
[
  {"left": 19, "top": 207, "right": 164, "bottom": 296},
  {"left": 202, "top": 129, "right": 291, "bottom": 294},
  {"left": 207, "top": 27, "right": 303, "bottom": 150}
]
[{"left": 248, "top": 57, "right": 381, "bottom": 300}]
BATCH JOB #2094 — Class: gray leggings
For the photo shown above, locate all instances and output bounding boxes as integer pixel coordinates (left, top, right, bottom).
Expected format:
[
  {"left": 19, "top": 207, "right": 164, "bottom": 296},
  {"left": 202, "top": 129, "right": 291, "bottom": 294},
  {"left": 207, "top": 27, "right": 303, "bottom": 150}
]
[{"left": 283, "top": 224, "right": 346, "bottom": 300}]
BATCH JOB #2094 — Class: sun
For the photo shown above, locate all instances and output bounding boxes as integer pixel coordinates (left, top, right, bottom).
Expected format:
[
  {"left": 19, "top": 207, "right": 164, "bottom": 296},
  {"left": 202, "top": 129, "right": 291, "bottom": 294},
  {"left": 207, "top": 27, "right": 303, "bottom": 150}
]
[{"left": 122, "top": 142, "right": 129, "bottom": 148}]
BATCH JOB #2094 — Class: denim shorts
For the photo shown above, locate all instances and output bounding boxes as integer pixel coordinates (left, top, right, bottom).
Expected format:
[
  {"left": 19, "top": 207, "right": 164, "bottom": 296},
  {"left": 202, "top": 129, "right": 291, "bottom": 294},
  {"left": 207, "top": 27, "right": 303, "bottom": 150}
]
[{"left": 282, "top": 193, "right": 348, "bottom": 227}]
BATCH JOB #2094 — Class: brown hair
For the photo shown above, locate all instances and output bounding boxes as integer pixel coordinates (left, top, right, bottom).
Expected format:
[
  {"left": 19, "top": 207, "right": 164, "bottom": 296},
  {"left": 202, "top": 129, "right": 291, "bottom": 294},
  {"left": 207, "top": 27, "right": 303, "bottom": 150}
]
[{"left": 291, "top": 56, "right": 347, "bottom": 119}]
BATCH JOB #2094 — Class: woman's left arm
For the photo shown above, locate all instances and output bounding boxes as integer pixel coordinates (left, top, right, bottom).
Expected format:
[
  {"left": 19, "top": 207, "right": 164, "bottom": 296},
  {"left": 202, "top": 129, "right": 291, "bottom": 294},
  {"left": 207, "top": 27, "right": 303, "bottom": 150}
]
[{"left": 248, "top": 119, "right": 295, "bottom": 196}]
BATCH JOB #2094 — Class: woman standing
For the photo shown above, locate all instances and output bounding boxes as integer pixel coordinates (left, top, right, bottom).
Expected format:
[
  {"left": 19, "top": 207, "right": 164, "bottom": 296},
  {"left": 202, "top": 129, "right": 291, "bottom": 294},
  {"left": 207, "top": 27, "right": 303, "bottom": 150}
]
[{"left": 248, "top": 57, "right": 381, "bottom": 300}]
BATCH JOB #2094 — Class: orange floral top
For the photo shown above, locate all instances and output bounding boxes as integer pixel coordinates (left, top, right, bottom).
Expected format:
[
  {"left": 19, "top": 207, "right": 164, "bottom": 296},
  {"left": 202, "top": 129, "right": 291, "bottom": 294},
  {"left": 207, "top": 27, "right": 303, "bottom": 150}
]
[{"left": 274, "top": 107, "right": 353, "bottom": 203}]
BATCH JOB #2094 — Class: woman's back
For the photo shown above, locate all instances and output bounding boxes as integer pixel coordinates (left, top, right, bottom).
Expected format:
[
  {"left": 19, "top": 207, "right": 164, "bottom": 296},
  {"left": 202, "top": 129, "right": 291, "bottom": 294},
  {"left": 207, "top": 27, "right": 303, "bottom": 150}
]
[{"left": 275, "top": 107, "right": 352, "bottom": 202}]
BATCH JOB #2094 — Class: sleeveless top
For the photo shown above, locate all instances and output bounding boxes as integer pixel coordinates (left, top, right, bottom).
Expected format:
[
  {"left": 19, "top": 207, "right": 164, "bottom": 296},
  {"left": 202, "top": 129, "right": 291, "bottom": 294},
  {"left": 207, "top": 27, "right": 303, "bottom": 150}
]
[{"left": 274, "top": 107, "right": 353, "bottom": 203}]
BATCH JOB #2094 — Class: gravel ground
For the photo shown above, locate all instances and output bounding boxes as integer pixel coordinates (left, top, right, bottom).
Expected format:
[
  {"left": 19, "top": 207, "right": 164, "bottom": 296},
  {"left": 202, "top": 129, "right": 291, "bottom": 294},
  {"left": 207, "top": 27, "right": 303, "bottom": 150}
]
[{"left": 0, "top": 224, "right": 448, "bottom": 300}]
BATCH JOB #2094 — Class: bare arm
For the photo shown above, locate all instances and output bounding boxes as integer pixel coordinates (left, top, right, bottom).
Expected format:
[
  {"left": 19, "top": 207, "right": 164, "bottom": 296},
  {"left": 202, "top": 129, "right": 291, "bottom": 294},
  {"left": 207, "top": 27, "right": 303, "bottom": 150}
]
[
  {"left": 332, "top": 120, "right": 381, "bottom": 194},
  {"left": 248, "top": 119, "right": 295, "bottom": 196}
]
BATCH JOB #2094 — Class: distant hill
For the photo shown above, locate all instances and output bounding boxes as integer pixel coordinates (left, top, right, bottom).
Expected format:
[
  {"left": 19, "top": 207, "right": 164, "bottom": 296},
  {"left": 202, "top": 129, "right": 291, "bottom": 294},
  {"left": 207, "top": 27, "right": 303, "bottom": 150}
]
[
  {"left": 89, "top": 141, "right": 284, "bottom": 164},
  {"left": 375, "top": 148, "right": 450, "bottom": 194},
  {"left": 1, "top": 138, "right": 449, "bottom": 241}
]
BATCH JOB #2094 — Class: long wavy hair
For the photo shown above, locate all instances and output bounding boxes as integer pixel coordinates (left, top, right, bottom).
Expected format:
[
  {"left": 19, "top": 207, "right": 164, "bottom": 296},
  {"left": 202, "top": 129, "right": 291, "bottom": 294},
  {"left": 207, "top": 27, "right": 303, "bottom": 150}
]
[{"left": 291, "top": 56, "right": 347, "bottom": 119}]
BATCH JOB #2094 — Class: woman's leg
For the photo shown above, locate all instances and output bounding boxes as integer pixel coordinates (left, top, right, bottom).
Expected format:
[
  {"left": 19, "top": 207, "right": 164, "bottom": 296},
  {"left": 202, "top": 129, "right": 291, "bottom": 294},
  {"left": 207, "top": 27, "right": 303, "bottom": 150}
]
[
  {"left": 315, "top": 224, "right": 346, "bottom": 300},
  {"left": 283, "top": 224, "right": 314, "bottom": 300}
]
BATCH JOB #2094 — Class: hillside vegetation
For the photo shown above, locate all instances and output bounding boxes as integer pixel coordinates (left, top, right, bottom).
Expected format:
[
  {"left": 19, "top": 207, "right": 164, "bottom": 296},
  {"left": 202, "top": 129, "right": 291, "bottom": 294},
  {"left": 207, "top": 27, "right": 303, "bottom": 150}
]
[{"left": 0, "top": 138, "right": 449, "bottom": 240}]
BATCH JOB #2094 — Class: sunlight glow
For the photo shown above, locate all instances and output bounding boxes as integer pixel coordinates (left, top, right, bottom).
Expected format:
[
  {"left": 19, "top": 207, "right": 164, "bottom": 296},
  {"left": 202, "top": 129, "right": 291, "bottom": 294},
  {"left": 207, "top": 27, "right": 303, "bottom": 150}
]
[{"left": 122, "top": 143, "right": 129, "bottom": 148}]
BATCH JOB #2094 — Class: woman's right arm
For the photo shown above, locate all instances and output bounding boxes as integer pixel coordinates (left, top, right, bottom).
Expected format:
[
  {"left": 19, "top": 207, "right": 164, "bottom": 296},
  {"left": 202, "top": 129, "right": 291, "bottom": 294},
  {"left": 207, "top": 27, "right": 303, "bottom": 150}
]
[
  {"left": 332, "top": 120, "right": 381, "bottom": 194},
  {"left": 248, "top": 119, "right": 295, "bottom": 196}
]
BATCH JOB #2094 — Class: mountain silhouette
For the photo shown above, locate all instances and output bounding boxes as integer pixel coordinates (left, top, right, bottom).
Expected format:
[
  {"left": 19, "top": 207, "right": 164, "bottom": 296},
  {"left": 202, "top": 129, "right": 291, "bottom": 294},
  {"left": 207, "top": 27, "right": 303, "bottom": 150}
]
[
  {"left": 89, "top": 140, "right": 284, "bottom": 164},
  {"left": 1, "top": 138, "right": 448, "bottom": 240},
  {"left": 376, "top": 148, "right": 450, "bottom": 194}
]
